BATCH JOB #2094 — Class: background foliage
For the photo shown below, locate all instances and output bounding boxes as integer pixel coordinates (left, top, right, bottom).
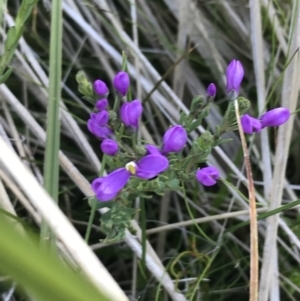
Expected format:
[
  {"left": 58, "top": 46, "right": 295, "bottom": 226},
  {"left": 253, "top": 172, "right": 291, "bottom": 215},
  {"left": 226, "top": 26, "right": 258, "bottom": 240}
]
[{"left": 0, "top": 1, "right": 300, "bottom": 301}]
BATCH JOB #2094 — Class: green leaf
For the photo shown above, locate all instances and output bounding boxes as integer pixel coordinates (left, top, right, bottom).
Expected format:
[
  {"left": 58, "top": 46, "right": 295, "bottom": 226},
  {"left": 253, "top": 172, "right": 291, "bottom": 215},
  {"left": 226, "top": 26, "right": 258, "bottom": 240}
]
[
  {"left": 168, "top": 178, "right": 179, "bottom": 189},
  {"left": 100, "top": 203, "right": 137, "bottom": 243},
  {"left": 105, "top": 156, "right": 116, "bottom": 169},
  {"left": 188, "top": 106, "right": 210, "bottom": 133},
  {"left": 179, "top": 111, "right": 188, "bottom": 125},
  {"left": 197, "top": 131, "right": 214, "bottom": 151},
  {"left": 15, "top": 0, "right": 38, "bottom": 29},
  {"left": 0, "top": 67, "right": 13, "bottom": 84},
  {"left": 190, "top": 95, "right": 204, "bottom": 113},
  {"left": 0, "top": 217, "right": 112, "bottom": 301},
  {"left": 212, "top": 138, "right": 232, "bottom": 147},
  {"left": 4, "top": 27, "right": 17, "bottom": 51},
  {"left": 0, "top": 0, "right": 37, "bottom": 78},
  {"left": 226, "top": 199, "right": 300, "bottom": 234}
]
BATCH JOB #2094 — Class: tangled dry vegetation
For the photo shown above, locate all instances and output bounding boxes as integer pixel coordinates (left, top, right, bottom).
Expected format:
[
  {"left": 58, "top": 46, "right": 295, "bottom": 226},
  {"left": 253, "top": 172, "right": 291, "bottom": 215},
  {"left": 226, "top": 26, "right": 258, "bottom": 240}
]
[{"left": 0, "top": 1, "right": 300, "bottom": 301}]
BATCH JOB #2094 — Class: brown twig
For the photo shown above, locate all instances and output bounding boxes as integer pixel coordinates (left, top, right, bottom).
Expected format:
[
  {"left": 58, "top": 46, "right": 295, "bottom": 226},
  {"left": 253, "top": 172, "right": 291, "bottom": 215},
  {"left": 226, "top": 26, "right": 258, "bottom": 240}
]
[{"left": 234, "top": 99, "right": 259, "bottom": 301}]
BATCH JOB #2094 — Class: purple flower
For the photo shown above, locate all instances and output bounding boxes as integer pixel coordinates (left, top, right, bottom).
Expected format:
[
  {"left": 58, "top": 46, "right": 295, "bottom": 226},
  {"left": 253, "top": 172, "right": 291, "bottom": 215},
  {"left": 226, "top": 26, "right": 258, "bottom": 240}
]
[
  {"left": 92, "top": 168, "right": 130, "bottom": 201},
  {"left": 207, "top": 83, "right": 217, "bottom": 97},
  {"left": 95, "top": 99, "right": 108, "bottom": 111},
  {"left": 162, "top": 125, "right": 187, "bottom": 154},
  {"left": 113, "top": 71, "right": 130, "bottom": 96},
  {"left": 196, "top": 166, "right": 219, "bottom": 186},
  {"left": 135, "top": 155, "right": 169, "bottom": 179},
  {"left": 94, "top": 80, "right": 109, "bottom": 96},
  {"left": 92, "top": 154, "right": 169, "bottom": 201},
  {"left": 226, "top": 60, "right": 244, "bottom": 98},
  {"left": 87, "top": 111, "right": 112, "bottom": 139},
  {"left": 145, "top": 144, "right": 161, "bottom": 155},
  {"left": 259, "top": 107, "right": 290, "bottom": 128},
  {"left": 101, "top": 139, "right": 118, "bottom": 156},
  {"left": 90, "top": 111, "right": 109, "bottom": 125},
  {"left": 241, "top": 114, "right": 262, "bottom": 134},
  {"left": 120, "top": 99, "right": 143, "bottom": 129}
]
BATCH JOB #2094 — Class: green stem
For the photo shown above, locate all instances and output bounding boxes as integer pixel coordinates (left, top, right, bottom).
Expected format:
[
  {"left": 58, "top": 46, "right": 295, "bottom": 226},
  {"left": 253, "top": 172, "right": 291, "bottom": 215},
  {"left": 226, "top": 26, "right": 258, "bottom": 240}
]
[
  {"left": 140, "top": 198, "right": 146, "bottom": 271},
  {"left": 85, "top": 155, "right": 107, "bottom": 243},
  {"left": 41, "top": 0, "right": 63, "bottom": 250},
  {"left": 99, "top": 154, "right": 107, "bottom": 176},
  {"left": 131, "top": 131, "right": 137, "bottom": 151},
  {"left": 190, "top": 249, "right": 219, "bottom": 300},
  {"left": 182, "top": 182, "right": 217, "bottom": 246},
  {"left": 113, "top": 95, "right": 121, "bottom": 112}
]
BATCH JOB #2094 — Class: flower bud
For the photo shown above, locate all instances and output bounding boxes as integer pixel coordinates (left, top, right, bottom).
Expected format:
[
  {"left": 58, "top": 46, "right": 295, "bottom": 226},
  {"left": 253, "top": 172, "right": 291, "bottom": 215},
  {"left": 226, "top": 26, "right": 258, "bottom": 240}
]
[
  {"left": 94, "top": 79, "right": 109, "bottom": 96},
  {"left": 190, "top": 95, "right": 204, "bottom": 113},
  {"left": 162, "top": 125, "right": 187, "bottom": 154},
  {"left": 196, "top": 166, "right": 219, "bottom": 186},
  {"left": 206, "top": 83, "right": 216, "bottom": 97},
  {"left": 259, "top": 107, "right": 290, "bottom": 128},
  {"left": 87, "top": 111, "right": 112, "bottom": 139},
  {"left": 226, "top": 60, "right": 244, "bottom": 99},
  {"left": 100, "top": 139, "right": 118, "bottom": 156},
  {"left": 95, "top": 99, "right": 108, "bottom": 111},
  {"left": 87, "top": 122, "right": 111, "bottom": 139},
  {"left": 241, "top": 114, "right": 262, "bottom": 134},
  {"left": 92, "top": 111, "right": 109, "bottom": 125},
  {"left": 120, "top": 99, "right": 143, "bottom": 128},
  {"left": 197, "top": 131, "right": 214, "bottom": 151},
  {"left": 113, "top": 71, "right": 130, "bottom": 96},
  {"left": 76, "top": 71, "right": 93, "bottom": 97}
]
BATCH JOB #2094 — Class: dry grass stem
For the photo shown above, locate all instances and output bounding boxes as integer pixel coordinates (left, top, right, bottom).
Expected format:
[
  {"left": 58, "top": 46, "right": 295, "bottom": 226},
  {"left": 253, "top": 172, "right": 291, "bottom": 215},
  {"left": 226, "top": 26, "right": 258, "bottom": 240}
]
[{"left": 234, "top": 99, "right": 259, "bottom": 301}]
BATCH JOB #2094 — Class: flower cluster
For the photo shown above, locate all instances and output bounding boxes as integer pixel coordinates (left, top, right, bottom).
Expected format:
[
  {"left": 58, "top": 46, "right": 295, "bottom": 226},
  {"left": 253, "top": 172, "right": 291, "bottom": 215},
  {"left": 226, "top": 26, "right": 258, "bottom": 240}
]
[
  {"left": 224, "top": 59, "right": 290, "bottom": 134},
  {"left": 85, "top": 59, "right": 291, "bottom": 204},
  {"left": 87, "top": 71, "right": 145, "bottom": 158},
  {"left": 77, "top": 58, "right": 293, "bottom": 243},
  {"left": 86, "top": 72, "right": 222, "bottom": 202}
]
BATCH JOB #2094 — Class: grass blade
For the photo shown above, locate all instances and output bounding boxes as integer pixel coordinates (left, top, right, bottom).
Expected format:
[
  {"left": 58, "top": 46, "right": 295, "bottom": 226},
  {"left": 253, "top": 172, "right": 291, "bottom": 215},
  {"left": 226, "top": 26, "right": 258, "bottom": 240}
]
[
  {"left": 0, "top": 214, "right": 112, "bottom": 301},
  {"left": 41, "top": 0, "right": 63, "bottom": 247}
]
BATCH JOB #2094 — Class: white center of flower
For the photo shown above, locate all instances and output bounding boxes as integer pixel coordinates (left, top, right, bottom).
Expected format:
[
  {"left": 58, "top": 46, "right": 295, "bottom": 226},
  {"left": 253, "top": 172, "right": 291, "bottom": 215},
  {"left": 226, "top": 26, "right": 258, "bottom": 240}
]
[{"left": 125, "top": 161, "right": 137, "bottom": 175}]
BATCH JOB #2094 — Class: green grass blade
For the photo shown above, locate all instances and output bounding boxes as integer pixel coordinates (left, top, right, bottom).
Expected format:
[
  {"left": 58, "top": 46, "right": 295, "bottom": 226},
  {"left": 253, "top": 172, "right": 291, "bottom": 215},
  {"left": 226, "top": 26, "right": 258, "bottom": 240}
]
[
  {"left": 0, "top": 215, "right": 111, "bottom": 301},
  {"left": 41, "top": 0, "right": 63, "bottom": 246},
  {"left": 0, "top": 0, "right": 37, "bottom": 79},
  {"left": 227, "top": 199, "right": 300, "bottom": 234}
]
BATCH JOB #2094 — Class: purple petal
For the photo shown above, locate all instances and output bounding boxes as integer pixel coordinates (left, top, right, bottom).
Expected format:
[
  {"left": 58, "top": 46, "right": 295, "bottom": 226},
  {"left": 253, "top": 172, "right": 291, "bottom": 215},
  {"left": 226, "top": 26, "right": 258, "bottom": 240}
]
[
  {"left": 120, "top": 99, "right": 143, "bottom": 128},
  {"left": 259, "top": 107, "right": 290, "bottom": 128},
  {"left": 94, "top": 80, "right": 109, "bottom": 96},
  {"left": 91, "top": 168, "right": 130, "bottom": 201},
  {"left": 196, "top": 167, "right": 219, "bottom": 186},
  {"left": 206, "top": 83, "right": 217, "bottom": 97},
  {"left": 92, "top": 111, "right": 109, "bottom": 126},
  {"left": 226, "top": 60, "right": 244, "bottom": 97},
  {"left": 95, "top": 99, "right": 108, "bottom": 111},
  {"left": 100, "top": 139, "right": 118, "bottom": 156},
  {"left": 136, "top": 155, "right": 169, "bottom": 179},
  {"left": 241, "top": 114, "right": 261, "bottom": 134},
  {"left": 113, "top": 71, "right": 130, "bottom": 96},
  {"left": 162, "top": 125, "right": 187, "bottom": 154},
  {"left": 87, "top": 120, "right": 112, "bottom": 139},
  {"left": 145, "top": 144, "right": 161, "bottom": 155}
]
